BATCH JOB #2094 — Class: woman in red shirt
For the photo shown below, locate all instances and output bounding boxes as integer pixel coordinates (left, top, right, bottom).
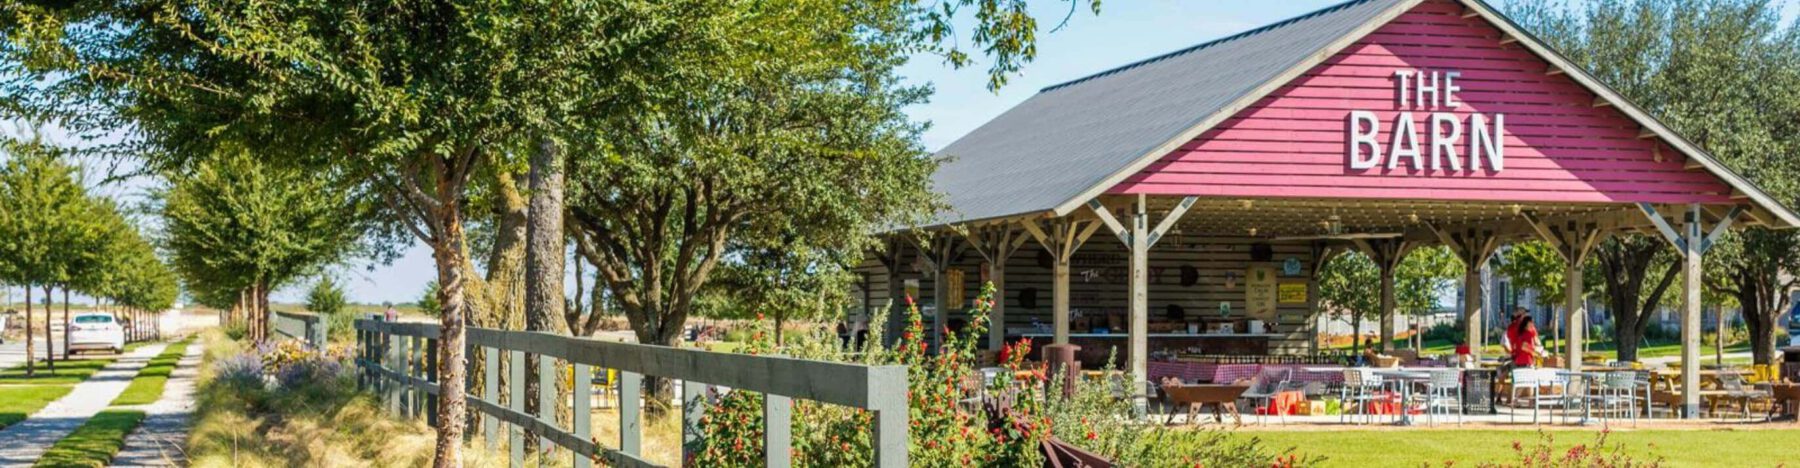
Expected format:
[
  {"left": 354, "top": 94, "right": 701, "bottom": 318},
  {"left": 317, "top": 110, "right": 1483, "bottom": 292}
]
[{"left": 1503, "top": 307, "right": 1540, "bottom": 368}]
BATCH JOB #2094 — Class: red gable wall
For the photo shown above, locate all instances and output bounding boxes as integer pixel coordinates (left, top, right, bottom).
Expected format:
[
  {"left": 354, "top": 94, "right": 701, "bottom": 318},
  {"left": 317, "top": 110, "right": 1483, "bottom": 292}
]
[{"left": 1108, "top": 0, "right": 1734, "bottom": 204}]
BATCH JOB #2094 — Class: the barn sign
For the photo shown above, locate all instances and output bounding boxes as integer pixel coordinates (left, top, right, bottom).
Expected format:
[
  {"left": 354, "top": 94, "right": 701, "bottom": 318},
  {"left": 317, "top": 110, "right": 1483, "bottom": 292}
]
[{"left": 1347, "top": 69, "right": 1505, "bottom": 173}]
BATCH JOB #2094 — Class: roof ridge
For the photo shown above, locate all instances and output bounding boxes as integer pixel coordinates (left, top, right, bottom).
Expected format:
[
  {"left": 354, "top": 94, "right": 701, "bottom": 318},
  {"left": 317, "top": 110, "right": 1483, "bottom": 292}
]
[{"left": 1039, "top": 0, "right": 1376, "bottom": 93}]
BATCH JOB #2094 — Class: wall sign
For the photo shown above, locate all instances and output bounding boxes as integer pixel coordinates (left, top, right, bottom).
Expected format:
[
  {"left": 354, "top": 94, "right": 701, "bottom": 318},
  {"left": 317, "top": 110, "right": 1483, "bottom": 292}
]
[
  {"left": 1282, "top": 257, "right": 1303, "bottom": 276},
  {"left": 1278, "top": 282, "right": 1308, "bottom": 304},
  {"left": 1347, "top": 69, "right": 1505, "bottom": 173},
  {"left": 1245, "top": 265, "right": 1278, "bottom": 321}
]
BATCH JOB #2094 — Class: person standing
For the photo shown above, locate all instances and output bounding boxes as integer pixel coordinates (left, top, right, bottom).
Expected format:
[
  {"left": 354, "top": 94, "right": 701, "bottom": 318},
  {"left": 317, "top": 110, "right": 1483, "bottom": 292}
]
[{"left": 1501, "top": 307, "right": 1541, "bottom": 372}]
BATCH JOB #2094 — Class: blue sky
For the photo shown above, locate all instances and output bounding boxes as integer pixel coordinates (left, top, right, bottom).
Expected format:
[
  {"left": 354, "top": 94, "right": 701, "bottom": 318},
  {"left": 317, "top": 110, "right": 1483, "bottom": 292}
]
[{"left": 328, "top": 1, "right": 1360, "bottom": 304}]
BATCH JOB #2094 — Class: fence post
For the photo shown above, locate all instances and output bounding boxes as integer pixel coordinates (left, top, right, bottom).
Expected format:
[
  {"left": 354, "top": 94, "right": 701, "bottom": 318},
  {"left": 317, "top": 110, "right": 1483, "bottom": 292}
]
[
  {"left": 682, "top": 380, "right": 704, "bottom": 461},
  {"left": 764, "top": 394, "right": 792, "bottom": 468},
  {"left": 401, "top": 335, "right": 415, "bottom": 419},
  {"left": 386, "top": 329, "right": 401, "bottom": 415},
  {"left": 355, "top": 327, "right": 365, "bottom": 390},
  {"left": 509, "top": 350, "right": 526, "bottom": 468},
  {"left": 484, "top": 346, "right": 500, "bottom": 450},
  {"left": 538, "top": 355, "right": 557, "bottom": 457},
  {"left": 870, "top": 366, "right": 908, "bottom": 468},
  {"left": 426, "top": 336, "right": 440, "bottom": 428},
  {"left": 411, "top": 335, "right": 425, "bottom": 418},
  {"left": 573, "top": 363, "right": 591, "bottom": 468},
  {"left": 618, "top": 371, "right": 642, "bottom": 457}
]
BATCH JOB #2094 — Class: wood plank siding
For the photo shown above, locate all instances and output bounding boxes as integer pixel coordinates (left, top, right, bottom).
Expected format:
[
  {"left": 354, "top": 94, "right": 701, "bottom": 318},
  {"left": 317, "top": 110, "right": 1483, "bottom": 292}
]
[{"left": 1109, "top": 0, "right": 1734, "bottom": 204}]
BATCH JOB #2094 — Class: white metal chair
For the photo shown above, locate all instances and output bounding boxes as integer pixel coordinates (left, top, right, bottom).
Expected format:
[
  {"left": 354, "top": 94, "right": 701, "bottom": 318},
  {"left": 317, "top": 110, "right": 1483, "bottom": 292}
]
[
  {"left": 1590, "top": 370, "right": 1639, "bottom": 424},
  {"left": 1418, "top": 369, "right": 1463, "bottom": 425},
  {"left": 1719, "top": 372, "right": 1773, "bottom": 420},
  {"left": 1340, "top": 368, "right": 1390, "bottom": 425},
  {"left": 1510, "top": 368, "right": 1563, "bottom": 424}
]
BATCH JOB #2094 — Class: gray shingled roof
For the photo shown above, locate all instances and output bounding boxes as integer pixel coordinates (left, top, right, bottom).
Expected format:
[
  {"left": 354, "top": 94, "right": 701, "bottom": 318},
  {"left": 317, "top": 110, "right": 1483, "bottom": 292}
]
[{"left": 927, "top": 0, "right": 1411, "bottom": 226}]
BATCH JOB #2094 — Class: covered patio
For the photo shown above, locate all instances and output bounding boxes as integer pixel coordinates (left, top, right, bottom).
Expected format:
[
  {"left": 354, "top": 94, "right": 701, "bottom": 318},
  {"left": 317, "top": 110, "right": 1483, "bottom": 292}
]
[{"left": 859, "top": 0, "right": 1800, "bottom": 420}]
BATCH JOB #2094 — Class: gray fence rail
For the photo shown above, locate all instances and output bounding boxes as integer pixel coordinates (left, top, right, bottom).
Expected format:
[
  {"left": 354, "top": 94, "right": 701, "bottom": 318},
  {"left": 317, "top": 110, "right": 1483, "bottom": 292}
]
[
  {"left": 353, "top": 319, "right": 908, "bottom": 467},
  {"left": 272, "top": 310, "right": 328, "bottom": 349}
]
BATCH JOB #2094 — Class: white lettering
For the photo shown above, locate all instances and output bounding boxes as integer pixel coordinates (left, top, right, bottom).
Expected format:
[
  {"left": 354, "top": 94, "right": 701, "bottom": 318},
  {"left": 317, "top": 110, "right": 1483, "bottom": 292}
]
[
  {"left": 1470, "top": 113, "right": 1505, "bottom": 171},
  {"left": 1348, "top": 110, "right": 1382, "bottom": 169},
  {"left": 1393, "top": 70, "right": 1414, "bottom": 107},
  {"left": 1444, "top": 71, "right": 1462, "bottom": 108},
  {"left": 1387, "top": 112, "right": 1422, "bottom": 170},
  {"left": 1416, "top": 71, "right": 1440, "bottom": 109},
  {"left": 1429, "top": 113, "right": 1462, "bottom": 171},
  {"left": 1346, "top": 69, "right": 1503, "bottom": 174}
]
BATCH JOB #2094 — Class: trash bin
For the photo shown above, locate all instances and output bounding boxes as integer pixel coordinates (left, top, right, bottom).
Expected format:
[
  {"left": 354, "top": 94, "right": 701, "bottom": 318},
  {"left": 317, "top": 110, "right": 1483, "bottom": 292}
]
[
  {"left": 1461, "top": 368, "right": 1497, "bottom": 415},
  {"left": 1042, "top": 344, "right": 1081, "bottom": 398}
]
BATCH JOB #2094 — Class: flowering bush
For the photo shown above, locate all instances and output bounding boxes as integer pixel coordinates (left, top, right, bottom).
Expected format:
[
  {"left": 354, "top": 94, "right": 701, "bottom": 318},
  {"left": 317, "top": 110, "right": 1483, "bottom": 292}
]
[
  {"left": 214, "top": 352, "right": 267, "bottom": 392},
  {"left": 690, "top": 283, "right": 1307, "bottom": 467},
  {"left": 693, "top": 284, "right": 1048, "bottom": 466},
  {"left": 1465, "top": 431, "right": 1662, "bottom": 468}
]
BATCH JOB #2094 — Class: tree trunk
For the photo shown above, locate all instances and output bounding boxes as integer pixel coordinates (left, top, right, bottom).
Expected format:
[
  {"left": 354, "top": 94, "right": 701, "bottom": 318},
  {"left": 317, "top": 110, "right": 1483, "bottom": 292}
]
[
  {"left": 43, "top": 285, "right": 54, "bottom": 369},
  {"left": 1715, "top": 306, "right": 1725, "bottom": 368},
  {"left": 24, "top": 284, "right": 34, "bottom": 376},
  {"left": 1351, "top": 313, "right": 1363, "bottom": 356},
  {"left": 62, "top": 288, "right": 70, "bottom": 349},
  {"left": 523, "top": 136, "right": 571, "bottom": 450},
  {"left": 430, "top": 197, "right": 472, "bottom": 468},
  {"left": 258, "top": 279, "right": 273, "bottom": 344}
]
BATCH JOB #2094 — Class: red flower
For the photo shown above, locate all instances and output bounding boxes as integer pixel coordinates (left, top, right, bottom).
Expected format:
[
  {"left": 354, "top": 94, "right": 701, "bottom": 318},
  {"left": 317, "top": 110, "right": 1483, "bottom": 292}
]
[{"left": 1085, "top": 431, "right": 1097, "bottom": 440}]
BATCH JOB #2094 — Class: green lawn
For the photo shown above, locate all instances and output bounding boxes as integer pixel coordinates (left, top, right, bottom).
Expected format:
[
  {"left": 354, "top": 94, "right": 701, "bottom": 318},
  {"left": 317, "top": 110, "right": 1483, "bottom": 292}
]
[
  {"left": 111, "top": 339, "right": 193, "bottom": 406},
  {"left": 0, "top": 385, "right": 74, "bottom": 430},
  {"left": 0, "top": 358, "right": 119, "bottom": 385},
  {"left": 1251, "top": 429, "right": 1798, "bottom": 467},
  {"left": 32, "top": 409, "right": 147, "bottom": 468}
]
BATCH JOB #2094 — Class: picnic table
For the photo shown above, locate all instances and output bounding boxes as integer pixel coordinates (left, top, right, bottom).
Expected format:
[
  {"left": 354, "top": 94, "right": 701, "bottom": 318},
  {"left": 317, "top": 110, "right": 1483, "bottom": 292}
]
[{"left": 1160, "top": 384, "right": 1249, "bottom": 426}]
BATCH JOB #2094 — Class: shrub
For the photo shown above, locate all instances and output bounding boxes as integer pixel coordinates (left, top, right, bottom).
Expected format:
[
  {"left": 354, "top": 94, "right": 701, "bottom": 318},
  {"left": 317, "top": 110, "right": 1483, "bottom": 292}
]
[
  {"left": 1463, "top": 430, "right": 1661, "bottom": 467},
  {"left": 214, "top": 352, "right": 267, "bottom": 394},
  {"left": 305, "top": 276, "right": 348, "bottom": 317}
]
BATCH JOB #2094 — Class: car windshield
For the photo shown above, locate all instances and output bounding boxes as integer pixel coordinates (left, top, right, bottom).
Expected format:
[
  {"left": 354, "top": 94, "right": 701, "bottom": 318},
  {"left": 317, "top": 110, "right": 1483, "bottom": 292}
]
[{"left": 74, "top": 315, "right": 114, "bottom": 324}]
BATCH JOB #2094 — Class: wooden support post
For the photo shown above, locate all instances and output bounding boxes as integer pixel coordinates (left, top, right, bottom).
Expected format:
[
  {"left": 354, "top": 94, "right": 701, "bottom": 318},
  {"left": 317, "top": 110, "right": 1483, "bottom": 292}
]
[
  {"left": 1681, "top": 205, "right": 1705, "bottom": 418},
  {"left": 765, "top": 394, "right": 793, "bottom": 468},
  {"left": 1128, "top": 195, "right": 1150, "bottom": 413},
  {"left": 484, "top": 346, "right": 500, "bottom": 449},
  {"left": 572, "top": 363, "right": 592, "bottom": 468},
  {"left": 509, "top": 350, "right": 526, "bottom": 468},
  {"left": 1023, "top": 216, "right": 1102, "bottom": 346},
  {"left": 1306, "top": 242, "right": 1342, "bottom": 355},
  {"left": 1566, "top": 256, "right": 1585, "bottom": 373},
  {"left": 966, "top": 223, "right": 1029, "bottom": 351},
  {"left": 1353, "top": 238, "right": 1415, "bottom": 352},
  {"left": 618, "top": 371, "right": 642, "bottom": 456}
]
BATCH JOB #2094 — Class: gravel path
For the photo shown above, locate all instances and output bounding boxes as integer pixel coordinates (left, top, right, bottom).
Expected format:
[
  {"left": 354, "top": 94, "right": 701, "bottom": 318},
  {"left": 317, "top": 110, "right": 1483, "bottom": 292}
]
[
  {"left": 110, "top": 342, "right": 205, "bottom": 467},
  {"left": 0, "top": 343, "right": 168, "bottom": 467}
]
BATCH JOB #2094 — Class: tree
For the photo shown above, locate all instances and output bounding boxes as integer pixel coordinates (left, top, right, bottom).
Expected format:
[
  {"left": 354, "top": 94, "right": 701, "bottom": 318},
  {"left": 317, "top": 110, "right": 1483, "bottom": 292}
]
[
  {"left": 0, "top": 140, "right": 90, "bottom": 374},
  {"left": 6, "top": 0, "right": 1094, "bottom": 463},
  {"left": 1319, "top": 251, "right": 1379, "bottom": 354},
  {"left": 161, "top": 151, "right": 368, "bottom": 343},
  {"left": 1510, "top": 0, "right": 1800, "bottom": 365},
  {"left": 1593, "top": 236, "right": 1680, "bottom": 361},
  {"left": 1493, "top": 241, "right": 1567, "bottom": 349},
  {"left": 1395, "top": 246, "right": 1458, "bottom": 348},
  {"left": 307, "top": 276, "right": 349, "bottom": 317}
]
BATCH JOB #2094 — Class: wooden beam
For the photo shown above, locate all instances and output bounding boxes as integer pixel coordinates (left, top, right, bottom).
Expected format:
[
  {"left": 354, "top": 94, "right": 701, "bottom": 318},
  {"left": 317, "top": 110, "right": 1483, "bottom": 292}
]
[
  {"left": 1700, "top": 205, "right": 1745, "bottom": 253},
  {"left": 1146, "top": 196, "right": 1198, "bottom": 247},
  {"left": 1637, "top": 202, "right": 1687, "bottom": 251},
  {"left": 1087, "top": 199, "right": 1130, "bottom": 245},
  {"left": 1518, "top": 211, "right": 1565, "bottom": 254}
]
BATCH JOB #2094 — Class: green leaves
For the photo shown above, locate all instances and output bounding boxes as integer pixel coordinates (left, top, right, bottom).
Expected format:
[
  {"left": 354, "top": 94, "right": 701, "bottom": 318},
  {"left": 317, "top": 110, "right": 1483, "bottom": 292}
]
[
  {"left": 0, "top": 137, "right": 174, "bottom": 311},
  {"left": 160, "top": 150, "right": 367, "bottom": 309}
]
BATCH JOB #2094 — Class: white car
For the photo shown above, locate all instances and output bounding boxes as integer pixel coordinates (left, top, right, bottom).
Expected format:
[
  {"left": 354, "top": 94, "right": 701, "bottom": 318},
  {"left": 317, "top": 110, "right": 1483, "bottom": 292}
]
[{"left": 66, "top": 313, "right": 125, "bottom": 355}]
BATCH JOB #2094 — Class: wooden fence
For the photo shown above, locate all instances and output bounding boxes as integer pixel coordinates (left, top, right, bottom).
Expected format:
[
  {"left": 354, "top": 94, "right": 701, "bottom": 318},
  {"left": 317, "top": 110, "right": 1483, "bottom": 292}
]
[
  {"left": 272, "top": 310, "right": 328, "bottom": 349},
  {"left": 353, "top": 319, "right": 909, "bottom": 467}
]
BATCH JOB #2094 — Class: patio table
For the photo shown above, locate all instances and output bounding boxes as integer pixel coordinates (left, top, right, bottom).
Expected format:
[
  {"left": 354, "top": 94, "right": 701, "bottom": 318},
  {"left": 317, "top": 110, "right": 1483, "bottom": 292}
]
[{"left": 1372, "top": 369, "right": 1431, "bottom": 426}]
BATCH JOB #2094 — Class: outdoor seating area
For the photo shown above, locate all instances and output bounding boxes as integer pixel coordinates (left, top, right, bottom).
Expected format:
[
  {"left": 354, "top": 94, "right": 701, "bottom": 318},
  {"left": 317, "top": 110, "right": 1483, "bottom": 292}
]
[{"left": 1126, "top": 352, "right": 1800, "bottom": 427}]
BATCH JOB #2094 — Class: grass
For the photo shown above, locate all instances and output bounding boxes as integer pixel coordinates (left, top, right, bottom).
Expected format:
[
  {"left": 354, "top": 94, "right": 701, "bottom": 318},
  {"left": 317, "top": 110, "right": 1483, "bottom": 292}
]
[
  {"left": 1251, "top": 429, "right": 1800, "bottom": 467},
  {"left": 0, "top": 385, "right": 73, "bottom": 430},
  {"left": 31, "top": 409, "right": 147, "bottom": 468},
  {"left": 184, "top": 328, "right": 511, "bottom": 468},
  {"left": 0, "top": 358, "right": 119, "bottom": 385},
  {"left": 111, "top": 339, "right": 194, "bottom": 406}
]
